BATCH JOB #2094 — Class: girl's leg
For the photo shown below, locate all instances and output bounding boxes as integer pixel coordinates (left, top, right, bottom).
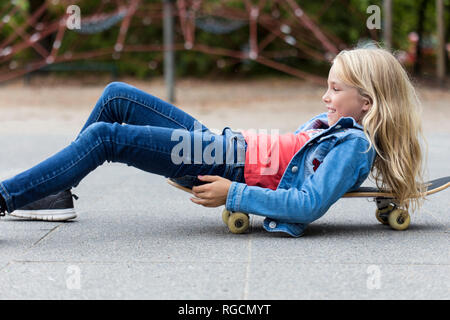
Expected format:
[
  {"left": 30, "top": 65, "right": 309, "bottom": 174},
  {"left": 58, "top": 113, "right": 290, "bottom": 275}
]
[
  {"left": 0, "top": 81, "right": 208, "bottom": 213},
  {"left": 69, "top": 82, "right": 209, "bottom": 191},
  {"left": 0, "top": 122, "right": 241, "bottom": 213},
  {"left": 76, "top": 82, "right": 209, "bottom": 138}
]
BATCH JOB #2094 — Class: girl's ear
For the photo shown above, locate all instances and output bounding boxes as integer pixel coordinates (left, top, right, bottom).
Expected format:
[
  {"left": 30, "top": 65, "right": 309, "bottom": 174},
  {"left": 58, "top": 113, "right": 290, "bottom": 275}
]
[{"left": 362, "top": 96, "right": 373, "bottom": 111}]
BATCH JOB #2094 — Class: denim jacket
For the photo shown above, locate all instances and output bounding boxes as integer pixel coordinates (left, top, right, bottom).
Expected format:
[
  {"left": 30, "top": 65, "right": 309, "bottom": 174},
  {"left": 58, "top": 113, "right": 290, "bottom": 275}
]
[{"left": 225, "top": 112, "right": 377, "bottom": 237}]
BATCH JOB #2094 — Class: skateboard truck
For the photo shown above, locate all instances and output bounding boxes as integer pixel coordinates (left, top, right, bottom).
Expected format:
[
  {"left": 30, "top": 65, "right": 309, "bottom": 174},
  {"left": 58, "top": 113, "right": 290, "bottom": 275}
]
[
  {"left": 220, "top": 209, "right": 250, "bottom": 234},
  {"left": 373, "top": 197, "right": 405, "bottom": 228},
  {"left": 343, "top": 176, "right": 449, "bottom": 231},
  {"left": 375, "top": 197, "right": 397, "bottom": 210}
]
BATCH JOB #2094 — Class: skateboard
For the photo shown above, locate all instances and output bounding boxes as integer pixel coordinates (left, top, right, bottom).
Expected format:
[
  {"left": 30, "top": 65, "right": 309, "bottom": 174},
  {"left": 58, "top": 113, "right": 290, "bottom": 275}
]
[
  {"left": 342, "top": 176, "right": 450, "bottom": 231},
  {"left": 167, "top": 176, "right": 450, "bottom": 233}
]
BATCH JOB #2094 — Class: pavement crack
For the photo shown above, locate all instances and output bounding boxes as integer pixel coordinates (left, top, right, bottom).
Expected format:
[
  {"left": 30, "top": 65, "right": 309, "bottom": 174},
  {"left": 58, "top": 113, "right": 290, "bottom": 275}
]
[
  {"left": 0, "top": 261, "right": 14, "bottom": 273},
  {"left": 0, "top": 224, "right": 62, "bottom": 273},
  {"left": 32, "top": 224, "right": 61, "bottom": 247}
]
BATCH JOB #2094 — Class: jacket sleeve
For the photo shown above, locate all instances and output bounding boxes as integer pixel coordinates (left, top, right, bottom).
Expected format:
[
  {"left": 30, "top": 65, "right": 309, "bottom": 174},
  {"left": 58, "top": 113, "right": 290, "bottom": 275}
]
[{"left": 225, "top": 137, "right": 374, "bottom": 224}]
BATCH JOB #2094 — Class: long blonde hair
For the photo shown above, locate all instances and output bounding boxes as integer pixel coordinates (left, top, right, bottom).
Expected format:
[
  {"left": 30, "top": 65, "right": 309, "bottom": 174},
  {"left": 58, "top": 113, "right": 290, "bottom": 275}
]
[{"left": 332, "top": 47, "right": 427, "bottom": 213}]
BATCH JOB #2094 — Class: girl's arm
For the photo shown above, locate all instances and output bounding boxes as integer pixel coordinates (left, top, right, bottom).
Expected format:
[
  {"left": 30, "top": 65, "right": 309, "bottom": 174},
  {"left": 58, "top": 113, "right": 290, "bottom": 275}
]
[{"left": 225, "top": 137, "right": 375, "bottom": 224}]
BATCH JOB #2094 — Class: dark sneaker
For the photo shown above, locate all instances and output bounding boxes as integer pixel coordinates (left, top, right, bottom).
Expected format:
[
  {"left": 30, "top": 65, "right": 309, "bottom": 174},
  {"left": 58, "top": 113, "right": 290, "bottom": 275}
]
[{"left": 10, "top": 189, "right": 79, "bottom": 221}]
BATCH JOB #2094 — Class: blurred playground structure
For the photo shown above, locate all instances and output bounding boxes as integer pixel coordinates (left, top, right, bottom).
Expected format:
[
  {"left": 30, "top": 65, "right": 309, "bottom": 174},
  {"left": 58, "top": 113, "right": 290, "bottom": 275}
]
[{"left": 0, "top": 0, "right": 448, "bottom": 93}]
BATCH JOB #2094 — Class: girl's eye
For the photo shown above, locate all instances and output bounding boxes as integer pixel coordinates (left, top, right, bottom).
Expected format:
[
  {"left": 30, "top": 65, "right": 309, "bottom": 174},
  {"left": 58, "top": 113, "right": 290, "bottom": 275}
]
[{"left": 333, "top": 87, "right": 339, "bottom": 91}]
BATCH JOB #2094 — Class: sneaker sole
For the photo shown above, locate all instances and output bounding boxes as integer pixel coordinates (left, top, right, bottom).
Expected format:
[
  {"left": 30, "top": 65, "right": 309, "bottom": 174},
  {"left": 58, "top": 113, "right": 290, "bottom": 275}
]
[{"left": 10, "top": 208, "right": 77, "bottom": 221}]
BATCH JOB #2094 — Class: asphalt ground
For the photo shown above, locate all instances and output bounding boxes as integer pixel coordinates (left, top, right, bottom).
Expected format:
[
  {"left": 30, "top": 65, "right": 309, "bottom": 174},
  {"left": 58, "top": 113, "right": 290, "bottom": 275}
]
[{"left": 0, "top": 79, "right": 448, "bottom": 299}]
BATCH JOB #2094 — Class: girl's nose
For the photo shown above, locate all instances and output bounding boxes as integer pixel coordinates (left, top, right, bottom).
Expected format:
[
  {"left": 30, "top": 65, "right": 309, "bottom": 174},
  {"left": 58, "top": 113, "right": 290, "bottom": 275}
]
[{"left": 322, "top": 91, "right": 330, "bottom": 103}]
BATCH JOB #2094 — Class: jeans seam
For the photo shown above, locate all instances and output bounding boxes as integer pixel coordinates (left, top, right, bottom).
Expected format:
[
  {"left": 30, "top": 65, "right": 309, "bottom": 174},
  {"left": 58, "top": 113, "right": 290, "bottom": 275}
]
[{"left": 102, "top": 95, "right": 189, "bottom": 130}]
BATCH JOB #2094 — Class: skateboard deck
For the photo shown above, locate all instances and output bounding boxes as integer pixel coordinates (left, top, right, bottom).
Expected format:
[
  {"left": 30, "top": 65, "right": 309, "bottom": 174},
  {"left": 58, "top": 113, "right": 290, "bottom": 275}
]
[
  {"left": 167, "top": 178, "right": 196, "bottom": 194},
  {"left": 168, "top": 176, "right": 450, "bottom": 198},
  {"left": 167, "top": 176, "right": 450, "bottom": 233},
  {"left": 343, "top": 176, "right": 450, "bottom": 198}
]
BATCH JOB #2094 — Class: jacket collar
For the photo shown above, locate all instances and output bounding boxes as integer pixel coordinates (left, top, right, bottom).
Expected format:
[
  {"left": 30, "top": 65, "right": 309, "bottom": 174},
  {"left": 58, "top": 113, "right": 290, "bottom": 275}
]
[{"left": 311, "top": 112, "right": 364, "bottom": 131}]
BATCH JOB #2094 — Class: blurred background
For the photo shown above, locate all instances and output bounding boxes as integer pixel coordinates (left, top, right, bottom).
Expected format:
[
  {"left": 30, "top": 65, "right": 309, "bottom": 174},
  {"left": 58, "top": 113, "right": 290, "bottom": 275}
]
[
  {"left": 0, "top": 0, "right": 448, "bottom": 134},
  {"left": 1, "top": 0, "right": 449, "bottom": 82}
]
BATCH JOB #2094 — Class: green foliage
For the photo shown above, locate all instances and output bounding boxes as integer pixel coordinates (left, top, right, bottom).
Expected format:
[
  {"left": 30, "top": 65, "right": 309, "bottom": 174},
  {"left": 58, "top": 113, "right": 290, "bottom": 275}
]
[{"left": 0, "top": 0, "right": 447, "bottom": 78}]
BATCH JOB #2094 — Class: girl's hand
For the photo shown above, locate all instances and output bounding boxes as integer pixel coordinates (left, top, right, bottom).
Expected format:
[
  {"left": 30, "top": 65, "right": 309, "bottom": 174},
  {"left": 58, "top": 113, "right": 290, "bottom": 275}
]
[{"left": 190, "top": 175, "right": 232, "bottom": 207}]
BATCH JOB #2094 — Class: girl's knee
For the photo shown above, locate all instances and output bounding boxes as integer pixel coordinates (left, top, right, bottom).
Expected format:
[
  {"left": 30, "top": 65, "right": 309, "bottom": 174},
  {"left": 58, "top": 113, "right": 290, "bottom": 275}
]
[
  {"left": 102, "top": 82, "right": 131, "bottom": 100},
  {"left": 81, "top": 122, "right": 116, "bottom": 142}
]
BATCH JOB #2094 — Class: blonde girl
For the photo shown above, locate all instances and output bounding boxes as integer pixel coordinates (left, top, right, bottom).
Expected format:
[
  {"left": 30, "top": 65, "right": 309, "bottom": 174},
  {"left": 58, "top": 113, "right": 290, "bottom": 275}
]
[{"left": 0, "top": 47, "right": 427, "bottom": 237}]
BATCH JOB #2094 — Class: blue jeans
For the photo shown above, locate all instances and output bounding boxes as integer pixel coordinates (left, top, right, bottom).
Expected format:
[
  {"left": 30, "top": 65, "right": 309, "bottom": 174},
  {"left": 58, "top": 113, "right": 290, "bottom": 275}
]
[{"left": 0, "top": 82, "right": 246, "bottom": 213}]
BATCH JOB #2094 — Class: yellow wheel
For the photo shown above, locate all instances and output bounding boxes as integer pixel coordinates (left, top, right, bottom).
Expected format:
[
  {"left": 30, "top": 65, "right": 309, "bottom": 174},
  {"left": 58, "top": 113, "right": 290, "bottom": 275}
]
[
  {"left": 221, "top": 209, "right": 231, "bottom": 225},
  {"left": 227, "top": 212, "right": 249, "bottom": 234},
  {"left": 388, "top": 209, "right": 410, "bottom": 231},
  {"left": 375, "top": 204, "right": 394, "bottom": 225}
]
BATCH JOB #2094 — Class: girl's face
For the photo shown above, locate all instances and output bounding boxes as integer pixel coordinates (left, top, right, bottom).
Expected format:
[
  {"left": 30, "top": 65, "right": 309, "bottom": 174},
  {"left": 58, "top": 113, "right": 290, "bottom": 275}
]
[{"left": 322, "top": 65, "right": 371, "bottom": 127}]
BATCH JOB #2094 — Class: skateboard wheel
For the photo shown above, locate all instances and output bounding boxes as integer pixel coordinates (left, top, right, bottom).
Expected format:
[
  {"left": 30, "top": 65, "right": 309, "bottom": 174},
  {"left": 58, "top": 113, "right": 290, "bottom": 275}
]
[
  {"left": 388, "top": 209, "right": 410, "bottom": 231},
  {"left": 221, "top": 209, "right": 231, "bottom": 225},
  {"left": 227, "top": 212, "right": 249, "bottom": 234},
  {"left": 375, "top": 204, "right": 394, "bottom": 225}
]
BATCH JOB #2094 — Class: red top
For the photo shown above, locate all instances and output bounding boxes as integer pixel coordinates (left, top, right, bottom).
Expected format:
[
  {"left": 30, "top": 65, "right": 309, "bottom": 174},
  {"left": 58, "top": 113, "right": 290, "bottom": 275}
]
[{"left": 242, "top": 129, "right": 323, "bottom": 189}]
